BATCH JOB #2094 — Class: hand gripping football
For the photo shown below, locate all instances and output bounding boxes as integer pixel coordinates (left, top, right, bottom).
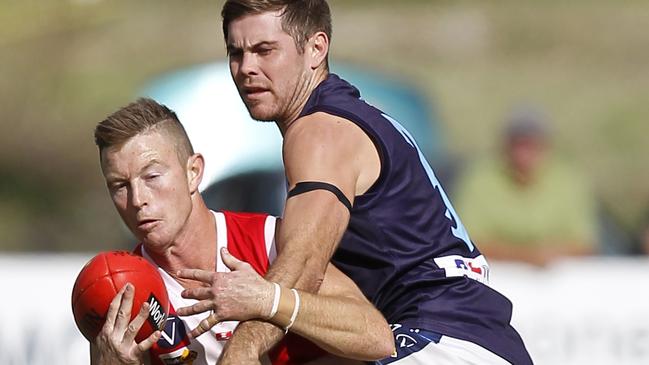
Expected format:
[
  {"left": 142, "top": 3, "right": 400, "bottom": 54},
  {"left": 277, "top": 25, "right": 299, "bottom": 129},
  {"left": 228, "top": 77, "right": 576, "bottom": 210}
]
[{"left": 71, "top": 250, "right": 170, "bottom": 342}]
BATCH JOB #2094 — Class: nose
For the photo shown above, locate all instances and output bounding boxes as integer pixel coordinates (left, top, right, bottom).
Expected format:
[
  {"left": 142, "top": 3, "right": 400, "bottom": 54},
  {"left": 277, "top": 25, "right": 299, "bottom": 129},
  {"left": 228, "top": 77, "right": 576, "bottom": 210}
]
[
  {"left": 129, "top": 181, "right": 148, "bottom": 209},
  {"left": 239, "top": 52, "right": 258, "bottom": 77}
]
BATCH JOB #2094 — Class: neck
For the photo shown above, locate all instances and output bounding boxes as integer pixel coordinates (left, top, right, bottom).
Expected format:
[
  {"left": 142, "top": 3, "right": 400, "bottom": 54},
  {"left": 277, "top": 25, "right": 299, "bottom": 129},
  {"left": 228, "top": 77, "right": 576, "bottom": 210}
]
[
  {"left": 144, "top": 198, "right": 216, "bottom": 288},
  {"left": 276, "top": 67, "right": 328, "bottom": 136}
]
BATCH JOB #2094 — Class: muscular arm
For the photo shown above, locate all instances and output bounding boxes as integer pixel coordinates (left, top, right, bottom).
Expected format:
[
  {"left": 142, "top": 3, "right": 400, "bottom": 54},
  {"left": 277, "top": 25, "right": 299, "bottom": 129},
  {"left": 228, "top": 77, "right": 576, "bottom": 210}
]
[
  {"left": 220, "top": 113, "right": 380, "bottom": 362},
  {"left": 287, "top": 263, "right": 394, "bottom": 360},
  {"left": 219, "top": 192, "right": 350, "bottom": 361},
  {"left": 177, "top": 249, "right": 393, "bottom": 360}
]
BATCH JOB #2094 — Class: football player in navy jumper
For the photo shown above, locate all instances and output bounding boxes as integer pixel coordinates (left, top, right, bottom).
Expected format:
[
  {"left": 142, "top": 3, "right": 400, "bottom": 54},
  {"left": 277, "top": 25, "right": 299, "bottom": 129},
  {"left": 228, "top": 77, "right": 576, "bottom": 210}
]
[{"left": 209, "top": 1, "right": 534, "bottom": 364}]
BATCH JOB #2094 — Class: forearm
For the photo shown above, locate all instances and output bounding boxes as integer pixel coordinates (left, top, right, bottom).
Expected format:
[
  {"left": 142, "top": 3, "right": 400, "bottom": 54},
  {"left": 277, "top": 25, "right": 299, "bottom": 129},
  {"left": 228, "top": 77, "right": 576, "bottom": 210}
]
[
  {"left": 259, "top": 262, "right": 393, "bottom": 360},
  {"left": 288, "top": 290, "right": 393, "bottom": 360},
  {"left": 264, "top": 197, "right": 348, "bottom": 291},
  {"left": 222, "top": 192, "right": 349, "bottom": 362},
  {"left": 221, "top": 252, "right": 330, "bottom": 360},
  {"left": 221, "top": 320, "right": 284, "bottom": 360}
]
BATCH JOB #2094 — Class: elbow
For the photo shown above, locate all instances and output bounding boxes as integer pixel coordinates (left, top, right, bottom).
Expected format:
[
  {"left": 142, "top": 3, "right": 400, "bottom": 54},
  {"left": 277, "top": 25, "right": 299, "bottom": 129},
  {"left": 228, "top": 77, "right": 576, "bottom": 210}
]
[
  {"left": 369, "top": 308, "right": 396, "bottom": 360},
  {"left": 379, "top": 337, "right": 396, "bottom": 360},
  {"left": 354, "top": 317, "right": 394, "bottom": 361},
  {"left": 370, "top": 326, "right": 396, "bottom": 360}
]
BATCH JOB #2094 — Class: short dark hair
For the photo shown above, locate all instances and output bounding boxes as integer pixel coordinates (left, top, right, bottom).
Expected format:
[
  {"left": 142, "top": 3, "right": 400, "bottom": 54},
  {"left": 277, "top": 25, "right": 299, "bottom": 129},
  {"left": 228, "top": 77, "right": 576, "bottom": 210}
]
[
  {"left": 221, "top": 0, "right": 332, "bottom": 53},
  {"left": 504, "top": 105, "right": 549, "bottom": 141},
  {"left": 94, "top": 98, "right": 194, "bottom": 162}
]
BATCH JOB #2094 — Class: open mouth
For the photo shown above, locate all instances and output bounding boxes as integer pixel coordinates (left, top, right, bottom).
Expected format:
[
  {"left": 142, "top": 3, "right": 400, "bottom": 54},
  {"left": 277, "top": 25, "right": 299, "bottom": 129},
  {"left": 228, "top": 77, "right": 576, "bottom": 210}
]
[
  {"left": 137, "top": 219, "right": 159, "bottom": 231},
  {"left": 243, "top": 87, "right": 269, "bottom": 99}
]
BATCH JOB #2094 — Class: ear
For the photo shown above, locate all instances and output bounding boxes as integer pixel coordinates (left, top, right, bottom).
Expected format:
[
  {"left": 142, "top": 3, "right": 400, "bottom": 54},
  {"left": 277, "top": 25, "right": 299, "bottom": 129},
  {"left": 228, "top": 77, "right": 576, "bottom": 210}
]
[
  {"left": 186, "top": 153, "right": 205, "bottom": 195},
  {"left": 307, "top": 31, "right": 329, "bottom": 70}
]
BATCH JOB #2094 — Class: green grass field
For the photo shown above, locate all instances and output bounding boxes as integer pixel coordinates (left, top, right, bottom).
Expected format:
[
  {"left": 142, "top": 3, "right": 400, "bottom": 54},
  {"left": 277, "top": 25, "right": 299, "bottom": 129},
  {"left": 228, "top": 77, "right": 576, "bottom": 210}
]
[{"left": 0, "top": 0, "right": 647, "bottom": 251}]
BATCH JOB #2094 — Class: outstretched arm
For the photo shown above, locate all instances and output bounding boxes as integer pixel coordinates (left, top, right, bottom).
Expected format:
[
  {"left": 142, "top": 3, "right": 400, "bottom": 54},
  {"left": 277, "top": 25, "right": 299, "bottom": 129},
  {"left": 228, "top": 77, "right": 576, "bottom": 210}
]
[
  {"left": 214, "top": 187, "right": 351, "bottom": 363},
  {"left": 292, "top": 262, "right": 394, "bottom": 359},
  {"left": 231, "top": 114, "right": 380, "bottom": 363},
  {"left": 223, "top": 114, "right": 377, "bottom": 363},
  {"left": 176, "top": 248, "right": 394, "bottom": 360},
  {"left": 183, "top": 113, "right": 381, "bottom": 363}
]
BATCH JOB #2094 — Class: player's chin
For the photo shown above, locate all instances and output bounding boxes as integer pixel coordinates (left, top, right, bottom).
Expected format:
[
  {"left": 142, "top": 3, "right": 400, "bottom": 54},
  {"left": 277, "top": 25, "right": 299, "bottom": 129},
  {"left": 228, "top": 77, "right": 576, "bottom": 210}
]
[
  {"left": 140, "top": 233, "right": 171, "bottom": 250},
  {"left": 245, "top": 104, "right": 278, "bottom": 122}
]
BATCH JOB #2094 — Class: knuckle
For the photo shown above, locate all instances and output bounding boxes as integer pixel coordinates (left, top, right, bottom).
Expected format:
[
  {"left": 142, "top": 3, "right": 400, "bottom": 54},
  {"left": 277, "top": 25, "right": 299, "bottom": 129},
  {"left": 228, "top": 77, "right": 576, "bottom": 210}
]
[
  {"left": 108, "top": 335, "right": 120, "bottom": 346},
  {"left": 96, "top": 331, "right": 109, "bottom": 342}
]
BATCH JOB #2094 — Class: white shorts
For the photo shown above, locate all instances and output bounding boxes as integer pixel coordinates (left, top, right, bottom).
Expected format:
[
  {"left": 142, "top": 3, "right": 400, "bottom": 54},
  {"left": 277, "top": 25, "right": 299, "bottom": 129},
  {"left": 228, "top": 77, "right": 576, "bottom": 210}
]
[{"left": 374, "top": 325, "right": 511, "bottom": 365}]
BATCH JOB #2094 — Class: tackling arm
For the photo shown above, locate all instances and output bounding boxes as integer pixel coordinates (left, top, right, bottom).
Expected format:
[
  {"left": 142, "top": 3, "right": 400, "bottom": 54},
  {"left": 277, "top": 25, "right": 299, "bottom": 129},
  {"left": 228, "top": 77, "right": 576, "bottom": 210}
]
[
  {"left": 177, "top": 249, "right": 393, "bottom": 361},
  {"left": 219, "top": 113, "right": 380, "bottom": 363},
  {"left": 286, "top": 263, "right": 394, "bottom": 360}
]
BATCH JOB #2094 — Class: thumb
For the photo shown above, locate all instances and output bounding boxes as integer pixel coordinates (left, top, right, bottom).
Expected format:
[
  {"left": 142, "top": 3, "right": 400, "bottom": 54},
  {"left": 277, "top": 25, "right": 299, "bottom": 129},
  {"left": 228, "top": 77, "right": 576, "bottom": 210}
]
[{"left": 221, "top": 247, "right": 245, "bottom": 271}]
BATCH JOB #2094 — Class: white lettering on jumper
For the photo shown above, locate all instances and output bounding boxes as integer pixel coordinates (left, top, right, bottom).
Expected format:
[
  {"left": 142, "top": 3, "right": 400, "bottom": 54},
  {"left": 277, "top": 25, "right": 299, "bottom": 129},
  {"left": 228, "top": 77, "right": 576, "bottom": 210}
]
[{"left": 434, "top": 255, "right": 490, "bottom": 284}]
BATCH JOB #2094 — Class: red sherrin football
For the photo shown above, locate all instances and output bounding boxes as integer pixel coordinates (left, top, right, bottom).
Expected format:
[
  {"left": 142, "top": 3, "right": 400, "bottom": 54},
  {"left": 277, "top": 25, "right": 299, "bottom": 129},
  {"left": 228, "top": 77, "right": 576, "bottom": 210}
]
[{"left": 71, "top": 250, "right": 169, "bottom": 342}]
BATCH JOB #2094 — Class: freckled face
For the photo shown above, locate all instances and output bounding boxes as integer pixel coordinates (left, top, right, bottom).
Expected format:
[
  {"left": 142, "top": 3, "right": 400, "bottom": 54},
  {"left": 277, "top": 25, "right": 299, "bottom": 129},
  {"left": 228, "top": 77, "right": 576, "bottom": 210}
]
[
  {"left": 100, "top": 131, "right": 193, "bottom": 249},
  {"left": 227, "top": 11, "right": 309, "bottom": 122}
]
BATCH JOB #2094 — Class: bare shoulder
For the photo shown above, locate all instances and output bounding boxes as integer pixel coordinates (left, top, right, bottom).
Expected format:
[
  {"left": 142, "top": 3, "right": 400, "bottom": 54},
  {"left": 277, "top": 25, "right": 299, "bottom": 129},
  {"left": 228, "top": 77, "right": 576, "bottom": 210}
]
[
  {"left": 283, "top": 112, "right": 380, "bottom": 194},
  {"left": 283, "top": 112, "right": 368, "bottom": 155}
]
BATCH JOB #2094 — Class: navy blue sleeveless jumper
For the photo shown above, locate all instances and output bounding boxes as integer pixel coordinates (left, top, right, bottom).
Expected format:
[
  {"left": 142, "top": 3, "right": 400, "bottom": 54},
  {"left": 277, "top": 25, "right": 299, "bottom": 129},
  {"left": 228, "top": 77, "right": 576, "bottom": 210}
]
[{"left": 297, "top": 74, "right": 532, "bottom": 364}]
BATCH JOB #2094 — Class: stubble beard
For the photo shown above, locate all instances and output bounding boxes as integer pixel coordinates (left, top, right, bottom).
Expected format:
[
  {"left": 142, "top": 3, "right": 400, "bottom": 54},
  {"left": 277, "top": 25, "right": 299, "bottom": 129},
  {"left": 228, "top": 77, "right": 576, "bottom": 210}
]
[
  {"left": 244, "top": 70, "right": 312, "bottom": 124},
  {"left": 279, "top": 69, "right": 312, "bottom": 124},
  {"left": 241, "top": 97, "right": 278, "bottom": 123}
]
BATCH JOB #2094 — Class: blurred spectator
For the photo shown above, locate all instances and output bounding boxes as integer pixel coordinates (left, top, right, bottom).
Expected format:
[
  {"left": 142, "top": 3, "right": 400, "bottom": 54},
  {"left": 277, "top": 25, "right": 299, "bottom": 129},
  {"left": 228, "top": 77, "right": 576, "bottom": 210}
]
[{"left": 454, "top": 106, "right": 598, "bottom": 266}]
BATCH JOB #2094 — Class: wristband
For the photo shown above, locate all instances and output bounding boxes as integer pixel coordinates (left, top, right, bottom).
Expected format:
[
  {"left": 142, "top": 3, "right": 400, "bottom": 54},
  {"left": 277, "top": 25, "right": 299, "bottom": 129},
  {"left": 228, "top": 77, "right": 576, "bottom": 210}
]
[
  {"left": 285, "top": 288, "right": 300, "bottom": 332},
  {"left": 271, "top": 285, "right": 294, "bottom": 329},
  {"left": 267, "top": 282, "right": 281, "bottom": 319}
]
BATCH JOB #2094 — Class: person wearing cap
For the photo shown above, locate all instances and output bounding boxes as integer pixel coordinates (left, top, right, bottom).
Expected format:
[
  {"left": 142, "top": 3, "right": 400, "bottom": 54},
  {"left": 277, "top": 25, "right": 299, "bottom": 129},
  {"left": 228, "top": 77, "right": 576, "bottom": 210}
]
[{"left": 453, "top": 106, "right": 598, "bottom": 266}]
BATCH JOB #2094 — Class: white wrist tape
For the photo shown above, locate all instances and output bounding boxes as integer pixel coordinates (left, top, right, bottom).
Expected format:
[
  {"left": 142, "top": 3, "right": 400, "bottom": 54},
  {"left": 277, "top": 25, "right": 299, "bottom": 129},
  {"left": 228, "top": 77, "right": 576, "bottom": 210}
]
[
  {"left": 285, "top": 288, "right": 300, "bottom": 332},
  {"left": 268, "top": 282, "right": 281, "bottom": 319}
]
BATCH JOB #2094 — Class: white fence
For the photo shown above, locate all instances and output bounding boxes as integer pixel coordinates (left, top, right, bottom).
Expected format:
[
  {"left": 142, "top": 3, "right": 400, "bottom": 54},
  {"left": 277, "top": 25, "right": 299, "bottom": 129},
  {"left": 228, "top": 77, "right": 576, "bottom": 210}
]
[{"left": 0, "top": 254, "right": 647, "bottom": 364}]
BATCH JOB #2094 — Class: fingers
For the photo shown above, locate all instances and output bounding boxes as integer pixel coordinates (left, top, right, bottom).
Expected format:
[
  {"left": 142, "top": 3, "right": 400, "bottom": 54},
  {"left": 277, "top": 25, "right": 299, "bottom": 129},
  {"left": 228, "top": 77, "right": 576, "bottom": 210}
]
[
  {"left": 123, "top": 301, "right": 150, "bottom": 344},
  {"left": 181, "top": 287, "right": 213, "bottom": 301},
  {"left": 176, "top": 300, "right": 214, "bottom": 317},
  {"left": 189, "top": 313, "right": 219, "bottom": 339},
  {"left": 220, "top": 247, "right": 249, "bottom": 271},
  {"left": 103, "top": 283, "right": 129, "bottom": 334},
  {"left": 177, "top": 268, "right": 215, "bottom": 283},
  {"left": 114, "top": 283, "right": 135, "bottom": 334},
  {"left": 136, "top": 330, "right": 161, "bottom": 353}
]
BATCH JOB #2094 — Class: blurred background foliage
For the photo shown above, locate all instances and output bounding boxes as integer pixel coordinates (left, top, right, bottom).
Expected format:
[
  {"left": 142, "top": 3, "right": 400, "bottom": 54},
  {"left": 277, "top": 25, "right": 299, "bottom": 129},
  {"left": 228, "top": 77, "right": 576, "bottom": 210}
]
[{"left": 0, "top": 0, "right": 647, "bottom": 251}]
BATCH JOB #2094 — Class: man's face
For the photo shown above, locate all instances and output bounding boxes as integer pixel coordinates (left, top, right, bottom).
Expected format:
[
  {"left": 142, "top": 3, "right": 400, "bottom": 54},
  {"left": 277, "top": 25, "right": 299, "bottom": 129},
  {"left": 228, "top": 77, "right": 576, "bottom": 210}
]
[
  {"left": 100, "top": 131, "right": 193, "bottom": 249},
  {"left": 506, "top": 136, "right": 546, "bottom": 179},
  {"left": 227, "top": 11, "right": 309, "bottom": 121}
]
